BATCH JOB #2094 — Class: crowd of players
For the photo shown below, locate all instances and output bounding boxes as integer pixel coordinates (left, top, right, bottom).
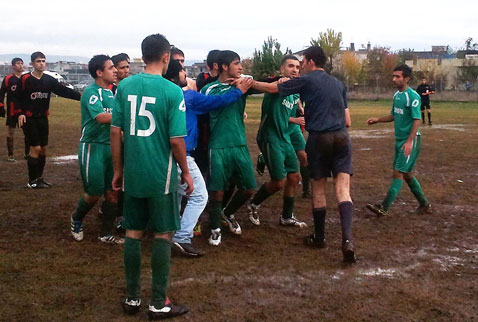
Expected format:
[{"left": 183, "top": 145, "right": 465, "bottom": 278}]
[{"left": 0, "top": 33, "right": 433, "bottom": 320}]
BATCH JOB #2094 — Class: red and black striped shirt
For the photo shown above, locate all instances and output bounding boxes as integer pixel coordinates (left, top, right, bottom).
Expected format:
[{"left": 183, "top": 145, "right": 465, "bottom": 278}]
[{"left": 0, "top": 73, "right": 22, "bottom": 117}]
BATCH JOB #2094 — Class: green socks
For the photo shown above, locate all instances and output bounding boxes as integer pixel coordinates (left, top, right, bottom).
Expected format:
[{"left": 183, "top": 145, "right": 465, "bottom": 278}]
[
  {"left": 124, "top": 237, "right": 141, "bottom": 300},
  {"left": 406, "top": 177, "right": 428, "bottom": 206},
  {"left": 282, "top": 196, "right": 295, "bottom": 219},
  {"left": 151, "top": 238, "right": 171, "bottom": 307},
  {"left": 209, "top": 199, "right": 222, "bottom": 229},
  {"left": 72, "top": 196, "right": 95, "bottom": 221},
  {"left": 382, "top": 178, "right": 403, "bottom": 210}
]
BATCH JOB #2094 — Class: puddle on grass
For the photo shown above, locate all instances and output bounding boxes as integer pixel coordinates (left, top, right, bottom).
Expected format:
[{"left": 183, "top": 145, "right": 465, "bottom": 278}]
[{"left": 51, "top": 155, "right": 77, "bottom": 164}]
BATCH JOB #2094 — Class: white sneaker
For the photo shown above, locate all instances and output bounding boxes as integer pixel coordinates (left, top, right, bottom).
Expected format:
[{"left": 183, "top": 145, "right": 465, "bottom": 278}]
[
  {"left": 221, "top": 210, "right": 242, "bottom": 235},
  {"left": 280, "top": 215, "right": 308, "bottom": 228},
  {"left": 98, "top": 234, "right": 124, "bottom": 244},
  {"left": 247, "top": 201, "right": 260, "bottom": 226},
  {"left": 208, "top": 228, "right": 222, "bottom": 246},
  {"left": 70, "top": 215, "right": 84, "bottom": 241}
]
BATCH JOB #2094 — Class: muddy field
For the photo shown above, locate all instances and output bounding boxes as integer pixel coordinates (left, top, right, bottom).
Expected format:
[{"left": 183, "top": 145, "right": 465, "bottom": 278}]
[{"left": 0, "top": 97, "right": 477, "bottom": 321}]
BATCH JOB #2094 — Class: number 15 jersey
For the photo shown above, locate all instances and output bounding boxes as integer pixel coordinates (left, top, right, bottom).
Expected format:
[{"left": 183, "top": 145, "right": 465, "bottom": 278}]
[{"left": 112, "top": 73, "right": 187, "bottom": 197}]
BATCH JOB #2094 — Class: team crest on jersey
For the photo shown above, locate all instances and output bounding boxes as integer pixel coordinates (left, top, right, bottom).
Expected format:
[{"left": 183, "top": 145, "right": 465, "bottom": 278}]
[
  {"left": 11, "top": 85, "right": 17, "bottom": 91},
  {"left": 30, "top": 92, "right": 48, "bottom": 100},
  {"left": 412, "top": 99, "right": 420, "bottom": 107},
  {"left": 89, "top": 95, "right": 99, "bottom": 105}
]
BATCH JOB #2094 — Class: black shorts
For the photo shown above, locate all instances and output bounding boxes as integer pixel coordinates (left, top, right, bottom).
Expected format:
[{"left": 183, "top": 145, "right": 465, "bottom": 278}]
[
  {"left": 306, "top": 129, "right": 353, "bottom": 179},
  {"left": 420, "top": 102, "right": 430, "bottom": 110},
  {"left": 22, "top": 117, "right": 49, "bottom": 147},
  {"left": 6, "top": 115, "right": 19, "bottom": 127}
]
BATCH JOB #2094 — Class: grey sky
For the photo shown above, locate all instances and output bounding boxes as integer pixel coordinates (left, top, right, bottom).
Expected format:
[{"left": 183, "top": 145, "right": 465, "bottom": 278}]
[{"left": 1, "top": 0, "right": 477, "bottom": 61}]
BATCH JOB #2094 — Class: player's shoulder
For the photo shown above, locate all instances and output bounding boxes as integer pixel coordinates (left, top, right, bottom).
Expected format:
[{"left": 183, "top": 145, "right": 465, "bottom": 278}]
[{"left": 407, "top": 87, "right": 421, "bottom": 99}]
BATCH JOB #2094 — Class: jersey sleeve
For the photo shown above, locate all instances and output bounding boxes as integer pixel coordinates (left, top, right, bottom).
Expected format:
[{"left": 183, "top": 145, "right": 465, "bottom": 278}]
[
  {"left": 278, "top": 76, "right": 307, "bottom": 97},
  {"left": 168, "top": 87, "right": 187, "bottom": 138},
  {"left": 187, "top": 88, "right": 242, "bottom": 114},
  {"left": 410, "top": 92, "right": 421, "bottom": 120},
  {"left": 51, "top": 78, "right": 81, "bottom": 101},
  {"left": 111, "top": 87, "right": 124, "bottom": 129},
  {"left": 84, "top": 89, "right": 107, "bottom": 120}
]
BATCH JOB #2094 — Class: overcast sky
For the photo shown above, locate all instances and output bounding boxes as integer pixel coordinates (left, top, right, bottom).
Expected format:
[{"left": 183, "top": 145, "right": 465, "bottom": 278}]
[{"left": 1, "top": 0, "right": 477, "bottom": 61}]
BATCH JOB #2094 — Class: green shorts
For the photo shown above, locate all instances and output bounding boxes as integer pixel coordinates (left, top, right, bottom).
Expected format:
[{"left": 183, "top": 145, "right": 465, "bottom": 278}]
[
  {"left": 289, "top": 126, "right": 306, "bottom": 152},
  {"left": 78, "top": 142, "right": 113, "bottom": 196},
  {"left": 260, "top": 141, "right": 299, "bottom": 180},
  {"left": 208, "top": 146, "right": 256, "bottom": 192},
  {"left": 123, "top": 192, "right": 180, "bottom": 233},
  {"left": 394, "top": 135, "right": 421, "bottom": 173}
]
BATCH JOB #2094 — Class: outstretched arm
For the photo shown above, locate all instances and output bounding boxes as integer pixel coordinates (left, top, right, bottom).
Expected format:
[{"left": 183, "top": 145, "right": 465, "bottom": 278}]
[{"left": 366, "top": 114, "right": 394, "bottom": 125}]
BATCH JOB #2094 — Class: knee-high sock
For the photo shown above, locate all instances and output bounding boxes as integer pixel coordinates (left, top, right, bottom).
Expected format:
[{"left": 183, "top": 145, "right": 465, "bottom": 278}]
[
  {"left": 27, "top": 156, "right": 40, "bottom": 182},
  {"left": 406, "top": 177, "right": 428, "bottom": 206},
  {"left": 338, "top": 201, "right": 353, "bottom": 242},
  {"left": 38, "top": 155, "right": 46, "bottom": 177},
  {"left": 224, "top": 191, "right": 250, "bottom": 217},
  {"left": 6, "top": 137, "right": 13, "bottom": 156},
  {"left": 250, "top": 184, "right": 274, "bottom": 206},
  {"left": 427, "top": 112, "right": 432, "bottom": 123},
  {"left": 151, "top": 238, "right": 171, "bottom": 308},
  {"left": 421, "top": 112, "right": 425, "bottom": 123},
  {"left": 209, "top": 199, "right": 222, "bottom": 229},
  {"left": 124, "top": 237, "right": 141, "bottom": 300},
  {"left": 382, "top": 178, "right": 403, "bottom": 210},
  {"left": 72, "top": 196, "right": 95, "bottom": 221},
  {"left": 313, "top": 207, "right": 326, "bottom": 241},
  {"left": 282, "top": 196, "right": 295, "bottom": 219},
  {"left": 100, "top": 201, "right": 119, "bottom": 236}
]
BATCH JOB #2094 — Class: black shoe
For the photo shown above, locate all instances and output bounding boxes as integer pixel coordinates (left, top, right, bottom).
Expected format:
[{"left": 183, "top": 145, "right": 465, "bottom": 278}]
[
  {"left": 172, "top": 242, "right": 205, "bottom": 257},
  {"left": 342, "top": 240, "right": 356, "bottom": 263},
  {"left": 148, "top": 302, "right": 189, "bottom": 320},
  {"left": 27, "top": 178, "right": 50, "bottom": 189},
  {"left": 416, "top": 203, "right": 432, "bottom": 215},
  {"left": 304, "top": 234, "right": 326, "bottom": 248},
  {"left": 122, "top": 298, "right": 141, "bottom": 315},
  {"left": 39, "top": 177, "right": 52, "bottom": 187},
  {"left": 366, "top": 203, "right": 388, "bottom": 217}
]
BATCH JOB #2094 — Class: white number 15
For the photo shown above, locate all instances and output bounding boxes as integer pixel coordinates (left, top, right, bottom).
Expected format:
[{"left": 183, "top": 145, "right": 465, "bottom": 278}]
[{"left": 128, "top": 95, "right": 156, "bottom": 137}]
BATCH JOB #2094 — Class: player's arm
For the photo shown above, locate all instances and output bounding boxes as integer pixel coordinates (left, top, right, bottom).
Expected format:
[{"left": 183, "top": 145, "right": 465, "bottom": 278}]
[
  {"left": 366, "top": 114, "right": 394, "bottom": 125},
  {"left": 289, "top": 116, "right": 305, "bottom": 125},
  {"left": 252, "top": 80, "right": 279, "bottom": 94},
  {"left": 111, "top": 126, "right": 123, "bottom": 190},
  {"left": 401, "top": 119, "right": 421, "bottom": 156},
  {"left": 16, "top": 75, "right": 28, "bottom": 126},
  {"left": 85, "top": 91, "right": 111, "bottom": 124},
  {"left": 52, "top": 79, "right": 81, "bottom": 101},
  {"left": 170, "top": 137, "right": 193, "bottom": 195},
  {"left": 345, "top": 108, "right": 351, "bottom": 128}
]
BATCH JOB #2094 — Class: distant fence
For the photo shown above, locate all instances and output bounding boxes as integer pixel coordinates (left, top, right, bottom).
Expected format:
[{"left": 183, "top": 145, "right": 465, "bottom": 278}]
[{"left": 348, "top": 87, "right": 478, "bottom": 102}]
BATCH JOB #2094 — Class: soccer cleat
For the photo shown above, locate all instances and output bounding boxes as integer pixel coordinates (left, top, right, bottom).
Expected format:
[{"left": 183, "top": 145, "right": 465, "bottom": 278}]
[
  {"left": 98, "top": 234, "right": 124, "bottom": 244},
  {"left": 172, "top": 242, "right": 205, "bottom": 257},
  {"left": 256, "top": 153, "right": 266, "bottom": 175},
  {"left": 342, "top": 240, "right": 356, "bottom": 263},
  {"left": 247, "top": 201, "right": 260, "bottom": 226},
  {"left": 70, "top": 215, "right": 84, "bottom": 241},
  {"left": 7, "top": 155, "right": 15, "bottom": 162},
  {"left": 148, "top": 300, "right": 189, "bottom": 320},
  {"left": 280, "top": 215, "right": 308, "bottom": 228},
  {"left": 115, "top": 217, "right": 125, "bottom": 234},
  {"left": 208, "top": 228, "right": 222, "bottom": 246},
  {"left": 416, "top": 203, "right": 432, "bottom": 215},
  {"left": 303, "top": 234, "right": 326, "bottom": 248},
  {"left": 27, "top": 178, "right": 50, "bottom": 189},
  {"left": 122, "top": 298, "right": 141, "bottom": 315},
  {"left": 39, "top": 178, "right": 52, "bottom": 187},
  {"left": 221, "top": 210, "right": 242, "bottom": 235},
  {"left": 366, "top": 203, "right": 388, "bottom": 217},
  {"left": 193, "top": 222, "right": 202, "bottom": 236},
  {"left": 428, "top": 122, "right": 432, "bottom": 126}
]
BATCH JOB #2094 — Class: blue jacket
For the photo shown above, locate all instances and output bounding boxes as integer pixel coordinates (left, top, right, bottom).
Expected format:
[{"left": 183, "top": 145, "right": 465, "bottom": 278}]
[{"left": 183, "top": 88, "right": 242, "bottom": 153}]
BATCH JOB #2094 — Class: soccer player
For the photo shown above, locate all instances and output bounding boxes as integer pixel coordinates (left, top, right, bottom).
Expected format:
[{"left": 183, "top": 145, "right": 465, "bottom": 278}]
[
  {"left": 111, "top": 34, "right": 192, "bottom": 319},
  {"left": 110, "top": 53, "right": 130, "bottom": 93},
  {"left": 69, "top": 55, "right": 123, "bottom": 244},
  {"left": 247, "top": 55, "right": 307, "bottom": 228},
  {"left": 416, "top": 77, "right": 434, "bottom": 125},
  {"left": 17, "top": 52, "right": 81, "bottom": 189},
  {"left": 252, "top": 46, "right": 356, "bottom": 263},
  {"left": 0, "top": 58, "right": 26, "bottom": 161},
  {"left": 170, "top": 46, "right": 197, "bottom": 91},
  {"left": 366, "top": 65, "right": 432, "bottom": 217},
  {"left": 164, "top": 59, "right": 252, "bottom": 257},
  {"left": 196, "top": 49, "right": 221, "bottom": 92},
  {"left": 201, "top": 50, "right": 257, "bottom": 246}
]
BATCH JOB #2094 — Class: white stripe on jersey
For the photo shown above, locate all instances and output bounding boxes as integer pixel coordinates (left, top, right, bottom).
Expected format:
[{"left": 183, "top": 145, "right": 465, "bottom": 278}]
[
  {"left": 86, "top": 144, "right": 91, "bottom": 184},
  {"left": 404, "top": 92, "right": 410, "bottom": 107},
  {"left": 97, "top": 88, "right": 103, "bottom": 101},
  {"left": 165, "top": 151, "right": 173, "bottom": 194}
]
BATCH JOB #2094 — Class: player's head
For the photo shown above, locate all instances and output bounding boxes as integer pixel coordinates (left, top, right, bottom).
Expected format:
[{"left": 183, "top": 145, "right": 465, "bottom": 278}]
[
  {"left": 11, "top": 58, "right": 24, "bottom": 72},
  {"left": 392, "top": 64, "right": 413, "bottom": 89},
  {"left": 206, "top": 49, "right": 221, "bottom": 76},
  {"left": 218, "top": 50, "right": 242, "bottom": 79},
  {"left": 164, "top": 59, "right": 187, "bottom": 88},
  {"left": 171, "top": 46, "right": 185, "bottom": 67},
  {"left": 111, "top": 53, "right": 130, "bottom": 81},
  {"left": 302, "top": 46, "right": 327, "bottom": 73},
  {"left": 280, "top": 55, "right": 300, "bottom": 78},
  {"left": 421, "top": 77, "right": 427, "bottom": 84},
  {"left": 141, "top": 34, "right": 171, "bottom": 74},
  {"left": 88, "top": 55, "right": 117, "bottom": 85},
  {"left": 31, "top": 52, "right": 46, "bottom": 72}
]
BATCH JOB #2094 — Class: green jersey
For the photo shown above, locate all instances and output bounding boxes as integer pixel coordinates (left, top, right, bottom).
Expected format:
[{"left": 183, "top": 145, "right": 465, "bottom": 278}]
[
  {"left": 112, "top": 73, "right": 187, "bottom": 197},
  {"left": 287, "top": 94, "right": 301, "bottom": 135},
  {"left": 201, "top": 80, "right": 247, "bottom": 148},
  {"left": 391, "top": 87, "right": 421, "bottom": 141},
  {"left": 257, "top": 93, "right": 299, "bottom": 145},
  {"left": 80, "top": 83, "right": 115, "bottom": 144}
]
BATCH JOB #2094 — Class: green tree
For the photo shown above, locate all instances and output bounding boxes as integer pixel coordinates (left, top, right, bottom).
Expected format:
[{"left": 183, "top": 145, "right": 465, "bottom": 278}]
[
  {"left": 310, "top": 29, "right": 343, "bottom": 72},
  {"left": 251, "top": 36, "right": 290, "bottom": 79}
]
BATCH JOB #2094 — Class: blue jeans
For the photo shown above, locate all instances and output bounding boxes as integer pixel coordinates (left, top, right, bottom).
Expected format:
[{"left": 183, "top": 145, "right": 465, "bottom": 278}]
[{"left": 172, "top": 156, "right": 208, "bottom": 244}]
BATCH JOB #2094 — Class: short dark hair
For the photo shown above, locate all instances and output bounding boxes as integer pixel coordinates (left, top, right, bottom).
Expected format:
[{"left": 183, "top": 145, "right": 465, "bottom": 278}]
[
  {"left": 111, "top": 53, "right": 130, "bottom": 66},
  {"left": 218, "top": 50, "right": 240, "bottom": 72},
  {"left": 281, "top": 54, "right": 299, "bottom": 65},
  {"left": 303, "top": 46, "right": 327, "bottom": 68},
  {"left": 170, "top": 46, "right": 184, "bottom": 58},
  {"left": 141, "top": 34, "right": 170, "bottom": 64},
  {"left": 88, "top": 55, "right": 111, "bottom": 79},
  {"left": 206, "top": 50, "right": 221, "bottom": 69},
  {"left": 11, "top": 57, "right": 23, "bottom": 65},
  {"left": 164, "top": 59, "right": 184, "bottom": 85},
  {"left": 393, "top": 64, "right": 413, "bottom": 79},
  {"left": 31, "top": 51, "right": 45, "bottom": 62}
]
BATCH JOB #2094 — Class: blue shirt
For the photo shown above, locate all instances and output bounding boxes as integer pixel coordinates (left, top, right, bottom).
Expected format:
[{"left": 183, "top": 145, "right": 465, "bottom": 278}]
[
  {"left": 278, "top": 70, "right": 347, "bottom": 133},
  {"left": 183, "top": 88, "right": 242, "bottom": 153}
]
